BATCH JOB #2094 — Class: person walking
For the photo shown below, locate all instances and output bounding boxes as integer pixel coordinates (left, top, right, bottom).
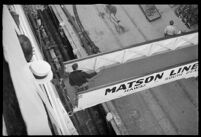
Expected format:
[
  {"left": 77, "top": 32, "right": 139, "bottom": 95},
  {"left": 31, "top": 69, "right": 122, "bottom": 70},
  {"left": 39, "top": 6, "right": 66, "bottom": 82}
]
[
  {"left": 105, "top": 4, "right": 120, "bottom": 23},
  {"left": 164, "top": 20, "right": 181, "bottom": 37}
]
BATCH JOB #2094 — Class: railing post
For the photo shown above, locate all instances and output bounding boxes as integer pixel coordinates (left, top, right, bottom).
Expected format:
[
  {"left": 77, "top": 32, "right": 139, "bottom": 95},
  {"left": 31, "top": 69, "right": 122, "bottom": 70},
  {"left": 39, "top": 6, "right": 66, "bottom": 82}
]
[
  {"left": 171, "top": 37, "right": 179, "bottom": 50},
  {"left": 2, "top": 116, "right": 7, "bottom": 136},
  {"left": 147, "top": 44, "right": 153, "bottom": 56},
  {"left": 121, "top": 50, "right": 126, "bottom": 63},
  {"left": 93, "top": 57, "right": 98, "bottom": 71}
]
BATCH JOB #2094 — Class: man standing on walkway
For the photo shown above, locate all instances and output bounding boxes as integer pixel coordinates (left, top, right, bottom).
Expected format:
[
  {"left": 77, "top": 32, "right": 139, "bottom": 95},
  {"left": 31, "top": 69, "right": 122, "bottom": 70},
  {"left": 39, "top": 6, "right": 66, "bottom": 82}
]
[
  {"left": 164, "top": 20, "right": 181, "bottom": 37},
  {"left": 69, "top": 63, "right": 98, "bottom": 93},
  {"left": 69, "top": 63, "right": 100, "bottom": 108}
]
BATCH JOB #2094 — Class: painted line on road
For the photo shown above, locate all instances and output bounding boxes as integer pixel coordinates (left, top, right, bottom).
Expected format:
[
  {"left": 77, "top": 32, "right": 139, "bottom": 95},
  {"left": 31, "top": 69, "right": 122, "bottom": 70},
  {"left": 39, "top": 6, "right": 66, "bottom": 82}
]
[
  {"left": 140, "top": 90, "right": 177, "bottom": 134},
  {"left": 176, "top": 81, "right": 198, "bottom": 109},
  {"left": 149, "top": 88, "right": 180, "bottom": 134}
]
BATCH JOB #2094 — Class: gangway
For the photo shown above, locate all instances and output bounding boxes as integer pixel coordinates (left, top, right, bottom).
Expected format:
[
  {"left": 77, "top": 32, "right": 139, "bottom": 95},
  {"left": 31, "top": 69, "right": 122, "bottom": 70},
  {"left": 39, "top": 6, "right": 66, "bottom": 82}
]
[{"left": 63, "top": 31, "right": 198, "bottom": 111}]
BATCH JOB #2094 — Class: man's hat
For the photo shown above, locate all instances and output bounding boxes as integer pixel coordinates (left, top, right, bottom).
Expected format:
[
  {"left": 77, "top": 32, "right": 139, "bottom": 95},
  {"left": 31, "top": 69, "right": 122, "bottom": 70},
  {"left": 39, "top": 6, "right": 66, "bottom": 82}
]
[{"left": 29, "top": 60, "right": 53, "bottom": 84}]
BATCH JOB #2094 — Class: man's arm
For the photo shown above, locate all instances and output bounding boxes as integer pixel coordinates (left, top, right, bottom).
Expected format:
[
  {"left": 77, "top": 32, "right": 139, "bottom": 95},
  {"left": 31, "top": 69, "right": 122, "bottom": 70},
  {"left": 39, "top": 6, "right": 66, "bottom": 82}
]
[
  {"left": 174, "top": 26, "right": 180, "bottom": 35},
  {"left": 82, "top": 71, "right": 97, "bottom": 79}
]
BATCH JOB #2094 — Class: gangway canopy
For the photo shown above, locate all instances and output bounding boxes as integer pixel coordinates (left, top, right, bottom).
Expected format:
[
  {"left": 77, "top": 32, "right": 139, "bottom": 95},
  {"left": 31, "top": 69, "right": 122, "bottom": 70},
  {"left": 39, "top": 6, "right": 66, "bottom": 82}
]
[
  {"left": 64, "top": 31, "right": 197, "bottom": 73},
  {"left": 63, "top": 31, "right": 198, "bottom": 112}
]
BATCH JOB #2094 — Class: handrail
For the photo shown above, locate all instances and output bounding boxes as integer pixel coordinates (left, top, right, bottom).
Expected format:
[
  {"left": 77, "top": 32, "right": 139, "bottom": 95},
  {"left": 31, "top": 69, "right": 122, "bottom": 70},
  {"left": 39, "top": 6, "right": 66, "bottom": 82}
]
[
  {"left": 3, "top": 5, "right": 52, "bottom": 134},
  {"left": 13, "top": 5, "right": 78, "bottom": 135},
  {"left": 64, "top": 31, "right": 198, "bottom": 73}
]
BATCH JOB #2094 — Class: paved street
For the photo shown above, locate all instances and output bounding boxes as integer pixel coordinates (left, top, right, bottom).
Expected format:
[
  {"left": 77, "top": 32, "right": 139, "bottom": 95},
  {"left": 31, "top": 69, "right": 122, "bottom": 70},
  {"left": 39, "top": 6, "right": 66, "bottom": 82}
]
[
  {"left": 65, "top": 5, "right": 192, "bottom": 53},
  {"left": 112, "top": 78, "right": 198, "bottom": 135}
]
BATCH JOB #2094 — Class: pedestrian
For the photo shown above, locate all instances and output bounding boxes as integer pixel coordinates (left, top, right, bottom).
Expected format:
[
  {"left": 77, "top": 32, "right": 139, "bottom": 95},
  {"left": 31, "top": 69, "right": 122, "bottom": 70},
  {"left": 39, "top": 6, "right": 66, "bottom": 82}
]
[
  {"left": 18, "top": 34, "right": 33, "bottom": 62},
  {"left": 105, "top": 4, "right": 120, "bottom": 23},
  {"left": 164, "top": 20, "right": 181, "bottom": 37},
  {"left": 69, "top": 63, "right": 99, "bottom": 93}
]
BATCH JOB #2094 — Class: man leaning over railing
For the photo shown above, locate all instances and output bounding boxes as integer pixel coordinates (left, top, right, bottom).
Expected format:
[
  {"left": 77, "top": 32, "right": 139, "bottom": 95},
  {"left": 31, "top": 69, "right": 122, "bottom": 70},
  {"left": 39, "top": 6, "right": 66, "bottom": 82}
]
[
  {"left": 68, "top": 63, "right": 100, "bottom": 107},
  {"left": 69, "top": 63, "right": 99, "bottom": 92}
]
